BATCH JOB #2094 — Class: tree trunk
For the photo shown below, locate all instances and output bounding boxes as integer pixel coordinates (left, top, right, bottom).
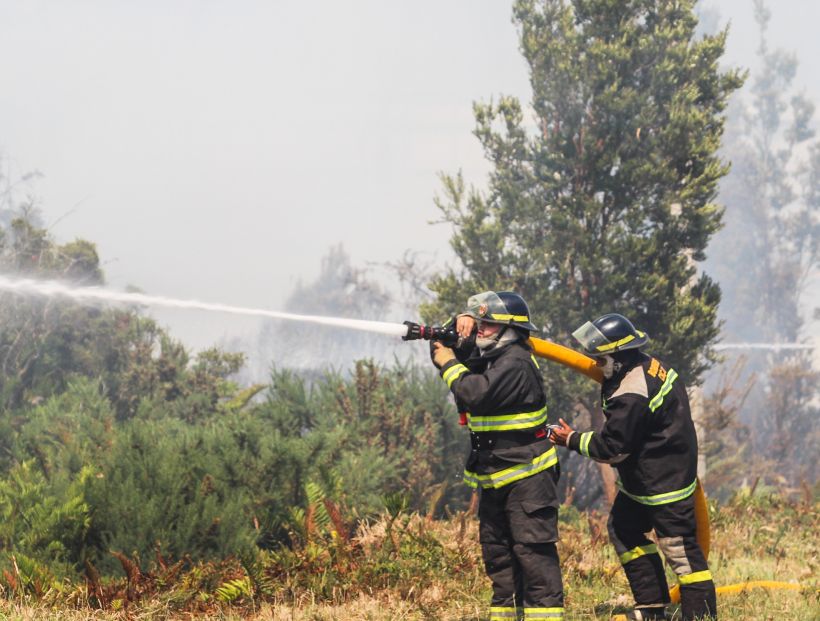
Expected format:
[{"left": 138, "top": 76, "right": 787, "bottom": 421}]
[{"left": 688, "top": 385, "right": 706, "bottom": 479}]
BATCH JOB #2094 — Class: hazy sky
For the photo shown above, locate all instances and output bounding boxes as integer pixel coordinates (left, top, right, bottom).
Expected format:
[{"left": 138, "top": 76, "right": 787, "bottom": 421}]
[{"left": 1, "top": 1, "right": 818, "bottom": 353}]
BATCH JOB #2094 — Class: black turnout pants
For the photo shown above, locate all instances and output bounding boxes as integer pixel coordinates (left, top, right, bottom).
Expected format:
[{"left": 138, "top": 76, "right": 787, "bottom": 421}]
[
  {"left": 479, "top": 467, "right": 563, "bottom": 618},
  {"left": 608, "top": 492, "right": 717, "bottom": 620}
]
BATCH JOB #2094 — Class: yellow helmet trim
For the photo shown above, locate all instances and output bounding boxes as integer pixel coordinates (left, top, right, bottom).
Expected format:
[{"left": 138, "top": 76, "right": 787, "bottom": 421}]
[
  {"left": 489, "top": 314, "right": 529, "bottom": 322},
  {"left": 595, "top": 330, "right": 645, "bottom": 353}
]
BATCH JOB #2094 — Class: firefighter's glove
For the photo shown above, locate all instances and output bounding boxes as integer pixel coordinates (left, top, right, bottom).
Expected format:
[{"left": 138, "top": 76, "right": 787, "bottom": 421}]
[{"left": 432, "top": 342, "right": 456, "bottom": 369}]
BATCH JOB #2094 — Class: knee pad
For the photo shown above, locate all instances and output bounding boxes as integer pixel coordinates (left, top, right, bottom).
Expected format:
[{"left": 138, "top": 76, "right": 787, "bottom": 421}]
[{"left": 657, "top": 536, "right": 692, "bottom": 576}]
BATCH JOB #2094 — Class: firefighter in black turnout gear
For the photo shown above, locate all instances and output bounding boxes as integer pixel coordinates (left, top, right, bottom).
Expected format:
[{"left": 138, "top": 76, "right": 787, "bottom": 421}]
[
  {"left": 431, "top": 291, "right": 564, "bottom": 621},
  {"left": 551, "top": 314, "right": 717, "bottom": 621}
]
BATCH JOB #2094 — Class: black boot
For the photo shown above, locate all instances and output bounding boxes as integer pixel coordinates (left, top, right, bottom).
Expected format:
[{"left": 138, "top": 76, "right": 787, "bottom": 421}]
[{"left": 680, "top": 584, "right": 717, "bottom": 620}]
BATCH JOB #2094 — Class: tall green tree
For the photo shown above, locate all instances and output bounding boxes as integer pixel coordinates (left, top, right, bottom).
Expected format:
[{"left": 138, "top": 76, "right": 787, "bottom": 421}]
[{"left": 423, "top": 0, "right": 743, "bottom": 505}]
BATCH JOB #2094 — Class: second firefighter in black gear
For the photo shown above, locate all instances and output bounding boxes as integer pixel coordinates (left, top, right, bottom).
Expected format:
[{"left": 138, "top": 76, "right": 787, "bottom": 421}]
[
  {"left": 551, "top": 313, "right": 717, "bottom": 621},
  {"left": 432, "top": 291, "right": 564, "bottom": 621}
]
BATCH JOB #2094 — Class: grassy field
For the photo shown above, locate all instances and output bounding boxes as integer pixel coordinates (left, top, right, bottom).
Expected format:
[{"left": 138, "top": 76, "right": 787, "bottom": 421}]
[{"left": 0, "top": 491, "right": 816, "bottom": 620}]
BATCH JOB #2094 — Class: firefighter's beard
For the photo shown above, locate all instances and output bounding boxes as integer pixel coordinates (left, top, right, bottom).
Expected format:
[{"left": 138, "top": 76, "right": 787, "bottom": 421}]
[{"left": 600, "top": 355, "right": 618, "bottom": 379}]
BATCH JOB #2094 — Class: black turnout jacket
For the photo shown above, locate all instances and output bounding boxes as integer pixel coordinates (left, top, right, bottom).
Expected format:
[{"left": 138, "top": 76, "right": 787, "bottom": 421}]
[
  {"left": 439, "top": 338, "right": 557, "bottom": 490},
  {"left": 567, "top": 352, "right": 699, "bottom": 505}
]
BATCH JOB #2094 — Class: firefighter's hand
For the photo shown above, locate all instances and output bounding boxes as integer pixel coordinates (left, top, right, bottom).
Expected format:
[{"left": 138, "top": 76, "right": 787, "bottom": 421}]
[
  {"left": 549, "top": 418, "right": 575, "bottom": 447},
  {"left": 432, "top": 342, "right": 456, "bottom": 369},
  {"left": 455, "top": 314, "right": 477, "bottom": 338}
]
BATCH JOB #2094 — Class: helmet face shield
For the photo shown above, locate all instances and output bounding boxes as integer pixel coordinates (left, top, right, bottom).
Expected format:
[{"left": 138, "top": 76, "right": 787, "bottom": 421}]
[
  {"left": 465, "top": 291, "right": 507, "bottom": 323},
  {"left": 572, "top": 321, "right": 611, "bottom": 355},
  {"left": 573, "top": 314, "right": 649, "bottom": 355}
]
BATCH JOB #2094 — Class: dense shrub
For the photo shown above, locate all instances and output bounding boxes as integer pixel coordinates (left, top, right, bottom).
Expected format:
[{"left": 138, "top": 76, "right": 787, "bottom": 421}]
[{"left": 0, "top": 357, "right": 466, "bottom": 582}]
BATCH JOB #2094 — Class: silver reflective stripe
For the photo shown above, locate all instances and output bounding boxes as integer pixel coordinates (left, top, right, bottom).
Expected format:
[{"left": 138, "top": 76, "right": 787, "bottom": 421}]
[
  {"left": 617, "top": 478, "right": 697, "bottom": 506},
  {"left": 524, "top": 608, "right": 563, "bottom": 619},
  {"left": 464, "top": 447, "right": 558, "bottom": 489},
  {"left": 442, "top": 363, "right": 469, "bottom": 388},
  {"left": 467, "top": 407, "right": 548, "bottom": 432},
  {"left": 579, "top": 431, "right": 594, "bottom": 457},
  {"left": 462, "top": 470, "right": 480, "bottom": 488},
  {"left": 489, "top": 607, "right": 518, "bottom": 620},
  {"left": 649, "top": 369, "right": 678, "bottom": 412}
]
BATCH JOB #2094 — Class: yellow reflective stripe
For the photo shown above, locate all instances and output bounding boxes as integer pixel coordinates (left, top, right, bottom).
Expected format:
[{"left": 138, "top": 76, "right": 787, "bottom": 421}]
[
  {"left": 524, "top": 608, "right": 563, "bottom": 619},
  {"left": 467, "top": 407, "right": 548, "bottom": 432},
  {"left": 649, "top": 368, "right": 678, "bottom": 412},
  {"left": 442, "top": 363, "right": 468, "bottom": 388},
  {"left": 617, "top": 478, "right": 697, "bottom": 506},
  {"left": 679, "top": 569, "right": 713, "bottom": 585},
  {"left": 489, "top": 313, "right": 529, "bottom": 322},
  {"left": 442, "top": 363, "right": 467, "bottom": 384},
  {"left": 579, "top": 431, "right": 594, "bottom": 457},
  {"left": 463, "top": 447, "right": 558, "bottom": 489},
  {"left": 490, "top": 607, "right": 518, "bottom": 620},
  {"left": 530, "top": 354, "right": 540, "bottom": 369},
  {"left": 595, "top": 333, "right": 635, "bottom": 352},
  {"left": 619, "top": 544, "right": 659, "bottom": 565}
]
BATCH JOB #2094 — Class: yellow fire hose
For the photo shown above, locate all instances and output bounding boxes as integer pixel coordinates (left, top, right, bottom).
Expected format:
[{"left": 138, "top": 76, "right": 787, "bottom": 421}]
[
  {"left": 528, "top": 337, "right": 605, "bottom": 383},
  {"left": 526, "top": 337, "right": 811, "bottom": 616}
]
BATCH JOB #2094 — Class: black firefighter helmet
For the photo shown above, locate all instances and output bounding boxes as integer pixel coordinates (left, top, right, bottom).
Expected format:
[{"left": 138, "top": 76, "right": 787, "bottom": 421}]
[
  {"left": 464, "top": 291, "right": 538, "bottom": 333},
  {"left": 572, "top": 313, "right": 649, "bottom": 356}
]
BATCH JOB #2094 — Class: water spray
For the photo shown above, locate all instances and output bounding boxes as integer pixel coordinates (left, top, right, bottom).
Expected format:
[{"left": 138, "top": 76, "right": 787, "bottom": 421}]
[
  {"left": 1, "top": 274, "right": 811, "bottom": 363},
  {"left": 0, "top": 274, "right": 599, "bottom": 380},
  {"left": 715, "top": 343, "right": 814, "bottom": 351},
  {"left": 0, "top": 274, "right": 409, "bottom": 338},
  {"left": 0, "top": 276, "right": 603, "bottom": 382}
]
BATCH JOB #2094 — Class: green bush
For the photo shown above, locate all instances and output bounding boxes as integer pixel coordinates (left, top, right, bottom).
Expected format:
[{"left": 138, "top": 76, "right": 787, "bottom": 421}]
[{"left": 0, "top": 359, "right": 464, "bottom": 581}]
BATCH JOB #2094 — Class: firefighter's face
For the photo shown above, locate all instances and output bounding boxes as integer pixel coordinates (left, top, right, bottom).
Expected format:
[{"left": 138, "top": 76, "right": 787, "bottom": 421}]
[{"left": 477, "top": 321, "right": 503, "bottom": 338}]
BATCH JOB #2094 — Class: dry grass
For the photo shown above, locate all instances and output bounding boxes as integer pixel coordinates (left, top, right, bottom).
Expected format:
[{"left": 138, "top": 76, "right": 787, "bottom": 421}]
[{"left": 0, "top": 493, "right": 816, "bottom": 620}]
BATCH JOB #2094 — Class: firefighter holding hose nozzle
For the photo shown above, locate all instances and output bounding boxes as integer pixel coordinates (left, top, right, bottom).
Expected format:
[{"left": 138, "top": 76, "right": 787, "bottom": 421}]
[
  {"left": 550, "top": 314, "right": 717, "bottom": 621},
  {"left": 431, "top": 291, "right": 564, "bottom": 621}
]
